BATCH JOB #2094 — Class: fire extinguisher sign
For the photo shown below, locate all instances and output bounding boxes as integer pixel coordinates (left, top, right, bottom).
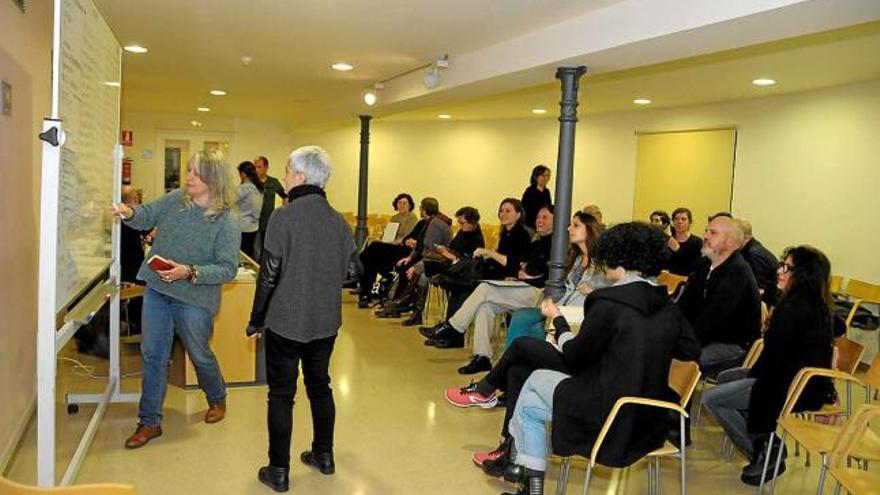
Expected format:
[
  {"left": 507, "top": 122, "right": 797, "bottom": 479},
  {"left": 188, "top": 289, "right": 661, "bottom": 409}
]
[{"left": 122, "top": 158, "right": 133, "bottom": 185}]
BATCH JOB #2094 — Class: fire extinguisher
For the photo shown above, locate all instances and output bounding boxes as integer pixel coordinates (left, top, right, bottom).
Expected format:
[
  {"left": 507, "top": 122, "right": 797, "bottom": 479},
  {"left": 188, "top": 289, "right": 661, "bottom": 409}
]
[{"left": 122, "top": 158, "right": 132, "bottom": 185}]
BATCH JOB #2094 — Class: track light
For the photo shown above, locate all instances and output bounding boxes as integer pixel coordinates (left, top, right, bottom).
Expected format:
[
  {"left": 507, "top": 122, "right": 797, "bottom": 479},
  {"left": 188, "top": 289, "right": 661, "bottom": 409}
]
[
  {"left": 424, "top": 54, "right": 449, "bottom": 89},
  {"left": 362, "top": 83, "right": 384, "bottom": 107}
]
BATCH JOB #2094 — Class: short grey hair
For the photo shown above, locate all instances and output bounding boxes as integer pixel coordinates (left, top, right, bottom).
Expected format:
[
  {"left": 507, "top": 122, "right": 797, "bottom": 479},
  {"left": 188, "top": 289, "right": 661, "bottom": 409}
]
[{"left": 287, "top": 146, "right": 332, "bottom": 188}]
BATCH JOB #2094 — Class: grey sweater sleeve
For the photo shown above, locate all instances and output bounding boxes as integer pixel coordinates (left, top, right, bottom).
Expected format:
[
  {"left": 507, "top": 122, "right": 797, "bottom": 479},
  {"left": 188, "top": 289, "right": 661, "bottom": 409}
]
[
  {"left": 125, "top": 190, "right": 179, "bottom": 231},
  {"left": 194, "top": 215, "right": 241, "bottom": 285}
]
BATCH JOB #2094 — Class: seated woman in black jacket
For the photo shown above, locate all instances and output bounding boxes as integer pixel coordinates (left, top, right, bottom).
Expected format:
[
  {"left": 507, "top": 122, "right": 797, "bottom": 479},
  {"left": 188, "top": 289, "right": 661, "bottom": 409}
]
[
  {"left": 441, "top": 198, "right": 532, "bottom": 319},
  {"left": 701, "top": 245, "right": 838, "bottom": 486},
  {"left": 445, "top": 223, "right": 700, "bottom": 494}
]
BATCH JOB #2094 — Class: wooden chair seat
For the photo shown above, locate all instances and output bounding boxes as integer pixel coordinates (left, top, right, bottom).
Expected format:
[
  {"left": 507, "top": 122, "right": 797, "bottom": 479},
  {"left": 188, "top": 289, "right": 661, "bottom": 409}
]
[
  {"left": 829, "top": 467, "right": 880, "bottom": 495},
  {"left": 0, "top": 476, "right": 137, "bottom": 494},
  {"left": 647, "top": 440, "right": 680, "bottom": 457},
  {"left": 777, "top": 417, "right": 880, "bottom": 460}
]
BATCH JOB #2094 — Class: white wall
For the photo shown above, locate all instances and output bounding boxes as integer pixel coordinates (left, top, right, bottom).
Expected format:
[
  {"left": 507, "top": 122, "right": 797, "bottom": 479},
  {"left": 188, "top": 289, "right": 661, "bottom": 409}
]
[
  {"left": 294, "top": 79, "right": 880, "bottom": 283},
  {"left": 121, "top": 112, "right": 297, "bottom": 201}
]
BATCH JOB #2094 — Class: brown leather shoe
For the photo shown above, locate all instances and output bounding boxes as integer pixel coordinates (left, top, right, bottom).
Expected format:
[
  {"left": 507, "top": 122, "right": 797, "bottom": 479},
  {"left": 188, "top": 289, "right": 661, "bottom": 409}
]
[
  {"left": 124, "top": 424, "right": 162, "bottom": 449},
  {"left": 205, "top": 401, "right": 226, "bottom": 424}
]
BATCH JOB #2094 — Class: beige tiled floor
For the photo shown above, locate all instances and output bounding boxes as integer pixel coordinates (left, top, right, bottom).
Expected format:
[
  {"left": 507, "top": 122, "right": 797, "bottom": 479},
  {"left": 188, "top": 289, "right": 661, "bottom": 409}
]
[{"left": 5, "top": 294, "right": 872, "bottom": 494}]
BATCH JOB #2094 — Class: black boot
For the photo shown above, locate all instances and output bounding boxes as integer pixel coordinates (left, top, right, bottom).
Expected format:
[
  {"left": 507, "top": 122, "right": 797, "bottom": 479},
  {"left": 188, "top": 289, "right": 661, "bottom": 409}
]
[
  {"left": 741, "top": 436, "right": 787, "bottom": 486},
  {"left": 257, "top": 465, "right": 289, "bottom": 492},
  {"left": 301, "top": 450, "right": 335, "bottom": 475},
  {"left": 502, "top": 467, "right": 544, "bottom": 495},
  {"left": 402, "top": 285, "right": 428, "bottom": 326}
]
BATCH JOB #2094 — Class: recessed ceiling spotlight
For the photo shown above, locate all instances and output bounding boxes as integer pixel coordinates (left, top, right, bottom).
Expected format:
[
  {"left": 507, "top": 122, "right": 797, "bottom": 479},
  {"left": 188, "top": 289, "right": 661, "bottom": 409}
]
[
  {"left": 197, "top": 107, "right": 211, "bottom": 112},
  {"left": 123, "top": 45, "right": 148, "bottom": 54},
  {"left": 331, "top": 62, "right": 354, "bottom": 72},
  {"left": 531, "top": 108, "right": 547, "bottom": 115},
  {"left": 633, "top": 98, "right": 652, "bottom": 105},
  {"left": 210, "top": 90, "right": 227, "bottom": 96},
  {"left": 437, "top": 114, "right": 452, "bottom": 120},
  {"left": 190, "top": 120, "right": 203, "bottom": 127},
  {"left": 752, "top": 78, "right": 776, "bottom": 86},
  {"left": 104, "top": 81, "right": 121, "bottom": 87}
]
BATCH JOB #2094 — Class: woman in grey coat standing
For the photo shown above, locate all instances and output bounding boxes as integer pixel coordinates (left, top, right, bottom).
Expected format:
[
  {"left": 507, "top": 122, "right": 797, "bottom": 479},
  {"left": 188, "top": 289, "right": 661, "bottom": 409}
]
[{"left": 245, "top": 146, "right": 355, "bottom": 493}]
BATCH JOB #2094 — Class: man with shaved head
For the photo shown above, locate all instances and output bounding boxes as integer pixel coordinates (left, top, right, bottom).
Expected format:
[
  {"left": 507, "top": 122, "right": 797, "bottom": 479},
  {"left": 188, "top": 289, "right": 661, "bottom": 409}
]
[
  {"left": 737, "top": 219, "right": 781, "bottom": 306},
  {"left": 678, "top": 215, "right": 762, "bottom": 377}
]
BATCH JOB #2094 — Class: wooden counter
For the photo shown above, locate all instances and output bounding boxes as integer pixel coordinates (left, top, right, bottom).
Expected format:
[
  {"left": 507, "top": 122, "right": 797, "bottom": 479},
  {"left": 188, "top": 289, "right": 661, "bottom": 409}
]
[{"left": 169, "top": 257, "right": 259, "bottom": 388}]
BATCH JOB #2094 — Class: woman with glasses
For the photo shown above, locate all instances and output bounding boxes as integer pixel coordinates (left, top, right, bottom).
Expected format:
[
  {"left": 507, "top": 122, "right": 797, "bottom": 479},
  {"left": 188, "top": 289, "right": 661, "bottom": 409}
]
[
  {"left": 520, "top": 164, "right": 552, "bottom": 230},
  {"left": 701, "top": 245, "right": 840, "bottom": 486}
]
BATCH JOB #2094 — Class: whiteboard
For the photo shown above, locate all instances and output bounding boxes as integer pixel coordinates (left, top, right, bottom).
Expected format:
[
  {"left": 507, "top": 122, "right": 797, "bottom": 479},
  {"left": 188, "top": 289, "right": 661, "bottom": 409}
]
[{"left": 56, "top": 0, "right": 121, "bottom": 311}]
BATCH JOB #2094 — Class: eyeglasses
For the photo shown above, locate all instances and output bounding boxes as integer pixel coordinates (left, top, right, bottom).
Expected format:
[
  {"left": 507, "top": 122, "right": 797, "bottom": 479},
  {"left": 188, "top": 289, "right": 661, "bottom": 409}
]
[{"left": 780, "top": 262, "right": 795, "bottom": 274}]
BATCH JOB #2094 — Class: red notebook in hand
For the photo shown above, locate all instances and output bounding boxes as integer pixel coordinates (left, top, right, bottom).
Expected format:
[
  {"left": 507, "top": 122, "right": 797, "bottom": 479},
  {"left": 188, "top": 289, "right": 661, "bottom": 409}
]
[{"left": 147, "top": 255, "right": 175, "bottom": 272}]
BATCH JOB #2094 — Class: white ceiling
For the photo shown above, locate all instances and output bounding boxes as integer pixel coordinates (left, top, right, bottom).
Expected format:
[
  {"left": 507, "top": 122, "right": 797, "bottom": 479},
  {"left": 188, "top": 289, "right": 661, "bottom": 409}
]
[
  {"left": 95, "top": 0, "right": 880, "bottom": 129},
  {"left": 96, "top": 0, "right": 624, "bottom": 123}
]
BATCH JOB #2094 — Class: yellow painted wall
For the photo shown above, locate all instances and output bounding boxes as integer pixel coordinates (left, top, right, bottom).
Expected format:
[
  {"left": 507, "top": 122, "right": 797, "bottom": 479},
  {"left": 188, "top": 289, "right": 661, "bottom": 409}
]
[
  {"left": 0, "top": 0, "right": 51, "bottom": 468},
  {"left": 634, "top": 128, "right": 737, "bottom": 236},
  {"left": 293, "top": 79, "right": 880, "bottom": 282}
]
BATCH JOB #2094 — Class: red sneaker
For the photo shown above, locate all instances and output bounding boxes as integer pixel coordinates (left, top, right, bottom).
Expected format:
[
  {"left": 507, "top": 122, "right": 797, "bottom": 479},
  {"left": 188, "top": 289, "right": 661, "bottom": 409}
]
[
  {"left": 445, "top": 382, "right": 497, "bottom": 409},
  {"left": 472, "top": 448, "right": 503, "bottom": 467}
]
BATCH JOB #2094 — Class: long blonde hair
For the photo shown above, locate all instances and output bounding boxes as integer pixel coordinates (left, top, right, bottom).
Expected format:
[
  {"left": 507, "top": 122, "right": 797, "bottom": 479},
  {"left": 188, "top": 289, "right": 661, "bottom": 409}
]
[{"left": 181, "top": 149, "right": 236, "bottom": 220}]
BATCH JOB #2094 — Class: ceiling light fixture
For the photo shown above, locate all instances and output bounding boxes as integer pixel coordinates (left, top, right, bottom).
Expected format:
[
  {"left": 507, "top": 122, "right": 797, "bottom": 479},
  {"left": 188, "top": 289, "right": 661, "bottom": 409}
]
[
  {"left": 190, "top": 120, "right": 203, "bottom": 127},
  {"left": 531, "top": 108, "right": 547, "bottom": 115},
  {"left": 752, "top": 78, "right": 776, "bottom": 86},
  {"left": 123, "top": 45, "right": 148, "bottom": 54},
  {"left": 362, "top": 83, "right": 383, "bottom": 107},
  {"left": 332, "top": 62, "right": 354, "bottom": 72},
  {"left": 633, "top": 98, "right": 652, "bottom": 105},
  {"left": 210, "top": 90, "right": 227, "bottom": 96},
  {"left": 104, "top": 81, "right": 121, "bottom": 87},
  {"left": 424, "top": 54, "right": 450, "bottom": 89},
  {"left": 437, "top": 114, "right": 452, "bottom": 120},
  {"left": 197, "top": 107, "right": 211, "bottom": 112}
]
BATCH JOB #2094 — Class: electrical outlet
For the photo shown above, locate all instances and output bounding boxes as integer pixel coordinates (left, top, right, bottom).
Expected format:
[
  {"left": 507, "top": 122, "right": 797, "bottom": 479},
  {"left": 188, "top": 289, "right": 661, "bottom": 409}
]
[{"left": 1, "top": 81, "right": 11, "bottom": 116}]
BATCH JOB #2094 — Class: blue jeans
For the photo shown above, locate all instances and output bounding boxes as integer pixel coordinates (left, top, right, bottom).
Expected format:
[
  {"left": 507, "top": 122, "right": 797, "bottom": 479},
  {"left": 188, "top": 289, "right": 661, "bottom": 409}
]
[
  {"left": 505, "top": 308, "right": 546, "bottom": 349},
  {"left": 701, "top": 377, "right": 756, "bottom": 458},
  {"left": 139, "top": 288, "right": 226, "bottom": 426},
  {"left": 509, "top": 369, "right": 570, "bottom": 472}
]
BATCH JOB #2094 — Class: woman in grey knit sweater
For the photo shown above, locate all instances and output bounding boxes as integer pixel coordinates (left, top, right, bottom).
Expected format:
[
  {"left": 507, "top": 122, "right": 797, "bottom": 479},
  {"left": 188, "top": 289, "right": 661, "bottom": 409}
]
[{"left": 112, "top": 149, "right": 241, "bottom": 449}]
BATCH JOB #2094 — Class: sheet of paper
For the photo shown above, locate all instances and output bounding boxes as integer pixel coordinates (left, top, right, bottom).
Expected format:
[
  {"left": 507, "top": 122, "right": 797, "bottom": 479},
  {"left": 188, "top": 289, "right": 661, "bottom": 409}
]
[{"left": 381, "top": 222, "right": 400, "bottom": 243}]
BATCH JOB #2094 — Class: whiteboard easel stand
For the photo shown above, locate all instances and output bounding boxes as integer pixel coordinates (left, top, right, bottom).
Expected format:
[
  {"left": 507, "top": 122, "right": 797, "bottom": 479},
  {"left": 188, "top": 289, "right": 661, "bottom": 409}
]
[{"left": 35, "top": 0, "right": 137, "bottom": 486}]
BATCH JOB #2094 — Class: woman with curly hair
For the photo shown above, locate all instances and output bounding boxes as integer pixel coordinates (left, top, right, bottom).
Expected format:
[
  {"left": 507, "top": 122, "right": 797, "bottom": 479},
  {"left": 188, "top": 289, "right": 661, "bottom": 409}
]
[{"left": 445, "top": 223, "right": 700, "bottom": 494}]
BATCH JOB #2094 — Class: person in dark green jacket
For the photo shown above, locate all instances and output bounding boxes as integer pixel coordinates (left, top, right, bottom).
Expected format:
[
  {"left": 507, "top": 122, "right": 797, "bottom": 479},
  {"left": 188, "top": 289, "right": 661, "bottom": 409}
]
[{"left": 255, "top": 155, "right": 287, "bottom": 257}]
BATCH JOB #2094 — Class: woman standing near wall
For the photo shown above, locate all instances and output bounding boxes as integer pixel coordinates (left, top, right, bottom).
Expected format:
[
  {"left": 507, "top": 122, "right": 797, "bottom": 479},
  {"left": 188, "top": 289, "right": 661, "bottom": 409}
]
[
  {"left": 112, "top": 150, "right": 240, "bottom": 449},
  {"left": 520, "top": 165, "right": 552, "bottom": 229}
]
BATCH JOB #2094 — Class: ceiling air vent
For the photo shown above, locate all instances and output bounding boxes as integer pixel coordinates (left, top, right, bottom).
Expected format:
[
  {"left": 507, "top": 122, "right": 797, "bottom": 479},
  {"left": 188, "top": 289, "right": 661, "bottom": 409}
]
[{"left": 10, "top": 0, "right": 25, "bottom": 13}]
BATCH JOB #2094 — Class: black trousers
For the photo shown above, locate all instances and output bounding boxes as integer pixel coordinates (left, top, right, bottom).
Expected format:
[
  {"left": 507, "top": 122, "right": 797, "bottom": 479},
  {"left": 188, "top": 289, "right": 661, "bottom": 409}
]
[
  {"left": 359, "top": 242, "right": 410, "bottom": 295},
  {"left": 266, "top": 330, "right": 337, "bottom": 468},
  {"left": 241, "top": 231, "right": 257, "bottom": 260},
  {"left": 483, "top": 337, "right": 568, "bottom": 436}
]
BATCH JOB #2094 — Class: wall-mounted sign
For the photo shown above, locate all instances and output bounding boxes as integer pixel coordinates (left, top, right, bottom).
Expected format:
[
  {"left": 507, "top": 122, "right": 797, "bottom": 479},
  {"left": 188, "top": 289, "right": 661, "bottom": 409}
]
[
  {"left": 121, "top": 129, "right": 133, "bottom": 146},
  {"left": 1, "top": 81, "right": 11, "bottom": 116}
]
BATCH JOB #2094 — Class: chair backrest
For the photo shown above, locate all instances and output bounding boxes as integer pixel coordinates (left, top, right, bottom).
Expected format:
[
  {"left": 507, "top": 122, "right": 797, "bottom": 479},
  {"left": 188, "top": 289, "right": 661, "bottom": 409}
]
[
  {"left": 842, "top": 278, "right": 880, "bottom": 302},
  {"left": 829, "top": 275, "right": 843, "bottom": 294},
  {"left": 826, "top": 404, "right": 880, "bottom": 469},
  {"left": 779, "top": 367, "right": 864, "bottom": 419},
  {"left": 834, "top": 337, "right": 865, "bottom": 375},
  {"left": 588, "top": 396, "right": 687, "bottom": 468},
  {"left": 863, "top": 354, "right": 880, "bottom": 391},
  {"left": 668, "top": 359, "right": 701, "bottom": 407},
  {"left": 0, "top": 477, "right": 137, "bottom": 494},
  {"left": 657, "top": 271, "right": 688, "bottom": 296},
  {"left": 741, "top": 338, "right": 765, "bottom": 369}
]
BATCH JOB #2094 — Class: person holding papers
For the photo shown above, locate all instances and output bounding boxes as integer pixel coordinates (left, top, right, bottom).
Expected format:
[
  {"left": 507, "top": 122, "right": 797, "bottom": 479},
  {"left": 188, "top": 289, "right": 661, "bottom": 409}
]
[
  {"left": 423, "top": 205, "right": 554, "bottom": 374},
  {"left": 111, "top": 150, "right": 240, "bottom": 449}
]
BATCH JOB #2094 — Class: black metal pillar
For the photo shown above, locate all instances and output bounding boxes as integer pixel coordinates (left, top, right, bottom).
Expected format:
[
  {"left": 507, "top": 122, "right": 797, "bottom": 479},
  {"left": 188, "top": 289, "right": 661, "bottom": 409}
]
[
  {"left": 354, "top": 115, "right": 372, "bottom": 249},
  {"left": 545, "top": 66, "right": 587, "bottom": 301}
]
